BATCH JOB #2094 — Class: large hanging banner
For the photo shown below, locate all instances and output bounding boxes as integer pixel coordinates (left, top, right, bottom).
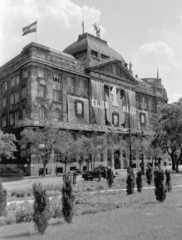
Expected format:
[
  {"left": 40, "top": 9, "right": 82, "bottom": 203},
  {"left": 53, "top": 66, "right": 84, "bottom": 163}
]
[
  {"left": 68, "top": 95, "right": 89, "bottom": 124},
  {"left": 91, "top": 80, "right": 105, "bottom": 126},
  {"left": 104, "top": 86, "right": 125, "bottom": 127},
  {"left": 123, "top": 89, "right": 137, "bottom": 130}
]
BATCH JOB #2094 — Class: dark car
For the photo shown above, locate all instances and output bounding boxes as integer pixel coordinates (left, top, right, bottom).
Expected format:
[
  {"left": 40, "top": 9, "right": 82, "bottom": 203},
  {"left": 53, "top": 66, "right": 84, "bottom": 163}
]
[{"left": 82, "top": 165, "right": 116, "bottom": 181}]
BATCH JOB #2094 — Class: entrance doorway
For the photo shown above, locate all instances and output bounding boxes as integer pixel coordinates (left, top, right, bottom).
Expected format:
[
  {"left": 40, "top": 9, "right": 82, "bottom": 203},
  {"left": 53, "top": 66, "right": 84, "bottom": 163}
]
[{"left": 114, "top": 150, "right": 121, "bottom": 169}]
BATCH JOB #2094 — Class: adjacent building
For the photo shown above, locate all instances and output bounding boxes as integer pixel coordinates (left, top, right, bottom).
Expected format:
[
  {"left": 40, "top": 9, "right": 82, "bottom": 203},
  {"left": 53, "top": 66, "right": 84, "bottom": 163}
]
[{"left": 0, "top": 31, "right": 168, "bottom": 175}]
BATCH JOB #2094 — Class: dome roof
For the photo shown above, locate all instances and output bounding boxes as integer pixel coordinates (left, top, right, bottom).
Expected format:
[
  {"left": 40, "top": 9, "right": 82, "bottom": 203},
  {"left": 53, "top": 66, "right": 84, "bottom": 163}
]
[{"left": 63, "top": 33, "right": 125, "bottom": 62}]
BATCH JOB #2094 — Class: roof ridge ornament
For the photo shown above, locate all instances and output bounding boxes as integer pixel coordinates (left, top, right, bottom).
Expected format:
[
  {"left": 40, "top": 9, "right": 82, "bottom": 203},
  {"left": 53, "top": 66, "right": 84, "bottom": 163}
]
[{"left": 93, "top": 23, "right": 101, "bottom": 38}]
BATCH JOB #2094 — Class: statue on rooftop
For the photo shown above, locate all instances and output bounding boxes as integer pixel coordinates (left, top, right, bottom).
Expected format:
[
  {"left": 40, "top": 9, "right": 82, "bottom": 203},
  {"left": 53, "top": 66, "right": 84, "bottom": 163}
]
[{"left": 93, "top": 23, "right": 101, "bottom": 38}]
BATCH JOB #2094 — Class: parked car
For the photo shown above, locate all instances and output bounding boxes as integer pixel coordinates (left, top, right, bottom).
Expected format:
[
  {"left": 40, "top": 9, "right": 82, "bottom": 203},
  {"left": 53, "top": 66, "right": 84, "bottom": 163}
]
[{"left": 82, "top": 165, "right": 117, "bottom": 181}]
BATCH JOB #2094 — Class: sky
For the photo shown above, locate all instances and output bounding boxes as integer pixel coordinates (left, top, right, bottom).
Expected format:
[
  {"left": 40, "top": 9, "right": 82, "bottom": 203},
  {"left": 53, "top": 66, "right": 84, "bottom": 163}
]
[{"left": 0, "top": 0, "right": 182, "bottom": 103}]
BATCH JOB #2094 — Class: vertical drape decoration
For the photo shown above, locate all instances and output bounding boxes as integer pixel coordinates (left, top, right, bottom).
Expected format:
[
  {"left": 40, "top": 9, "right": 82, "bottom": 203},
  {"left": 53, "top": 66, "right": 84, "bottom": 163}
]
[
  {"left": 105, "top": 86, "right": 125, "bottom": 127},
  {"left": 124, "top": 89, "right": 137, "bottom": 130},
  {"left": 91, "top": 80, "right": 105, "bottom": 126}
]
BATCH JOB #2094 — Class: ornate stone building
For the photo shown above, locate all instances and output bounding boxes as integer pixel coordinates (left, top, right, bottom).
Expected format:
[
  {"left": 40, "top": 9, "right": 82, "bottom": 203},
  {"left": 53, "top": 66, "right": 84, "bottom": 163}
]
[{"left": 0, "top": 32, "right": 168, "bottom": 175}]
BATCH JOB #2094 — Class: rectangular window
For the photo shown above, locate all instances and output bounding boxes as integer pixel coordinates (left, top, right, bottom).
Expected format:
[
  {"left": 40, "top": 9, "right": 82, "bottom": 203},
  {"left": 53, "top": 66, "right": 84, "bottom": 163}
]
[
  {"left": 2, "top": 115, "right": 6, "bottom": 127},
  {"left": 38, "top": 68, "right": 45, "bottom": 78},
  {"left": 15, "top": 92, "right": 19, "bottom": 103},
  {"left": 15, "top": 111, "right": 19, "bottom": 123},
  {"left": 22, "top": 70, "right": 28, "bottom": 79},
  {"left": 10, "top": 94, "right": 14, "bottom": 105},
  {"left": 54, "top": 150, "right": 63, "bottom": 162},
  {"left": 38, "top": 85, "right": 46, "bottom": 98},
  {"left": 15, "top": 75, "right": 19, "bottom": 85},
  {"left": 11, "top": 77, "right": 15, "bottom": 87},
  {"left": 53, "top": 73, "right": 61, "bottom": 83},
  {"left": 10, "top": 113, "right": 14, "bottom": 125},
  {"left": 3, "top": 97, "right": 6, "bottom": 107},
  {"left": 67, "top": 76, "right": 74, "bottom": 86},
  {"left": 22, "top": 86, "right": 27, "bottom": 98},
  {"left": 53, "top": 90, "right": 61, "bottom": 102}
]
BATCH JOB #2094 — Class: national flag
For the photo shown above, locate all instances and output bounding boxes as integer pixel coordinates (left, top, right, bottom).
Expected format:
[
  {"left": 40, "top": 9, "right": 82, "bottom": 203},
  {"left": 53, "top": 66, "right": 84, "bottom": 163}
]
[{"left": 22, "top": 21, "right": 37, "bottom": 36}]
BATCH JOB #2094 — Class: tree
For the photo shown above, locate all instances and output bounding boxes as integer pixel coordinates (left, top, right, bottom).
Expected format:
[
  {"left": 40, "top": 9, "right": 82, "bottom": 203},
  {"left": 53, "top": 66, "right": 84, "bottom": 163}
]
[
  {"left": 20, "top": 125, "right": 58, "bottom": 176},
  {"left": 54, "top": 131, "right": 76, "bottom": 173},
  {"left": 152, "top": 101, "right": 182, "bottom": 172},
  {"left": 0, "top": 130, "right": 17, "bottom": 160}
]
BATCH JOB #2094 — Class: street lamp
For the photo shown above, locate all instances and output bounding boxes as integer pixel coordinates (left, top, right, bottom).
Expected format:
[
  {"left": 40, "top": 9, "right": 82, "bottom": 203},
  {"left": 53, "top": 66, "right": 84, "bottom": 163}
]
[
  {"left": 128, "top": 105, "right": 132, "bottom": 167},
  {"left": 140, "top": 131, "right": 144, "bottom": 174}
]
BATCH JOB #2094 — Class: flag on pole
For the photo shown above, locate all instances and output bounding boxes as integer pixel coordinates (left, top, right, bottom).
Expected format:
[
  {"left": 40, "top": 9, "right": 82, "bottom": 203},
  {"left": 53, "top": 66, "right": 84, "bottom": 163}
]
[
  {"left": 22, "top": 21, "right": 37, "bottom": 36},
  {"left": 82, "top": 20, "right": 84, "bottom": 34}
]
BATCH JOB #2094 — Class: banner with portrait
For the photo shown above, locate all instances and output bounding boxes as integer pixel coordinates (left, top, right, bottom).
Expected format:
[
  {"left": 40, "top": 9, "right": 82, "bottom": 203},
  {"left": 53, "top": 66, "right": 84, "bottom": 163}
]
[
  {"left": 68, "top": 95, "right": 89, "bottom": 124},
  {"left": 104, "top": 86, "right": 125, "bottom": 127}
]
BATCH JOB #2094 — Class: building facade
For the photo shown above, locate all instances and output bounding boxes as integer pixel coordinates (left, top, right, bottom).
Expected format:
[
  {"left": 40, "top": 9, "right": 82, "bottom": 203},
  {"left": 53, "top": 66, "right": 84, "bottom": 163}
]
[{"left": 0, "top": 32, "right": 168, "bottom": 175}]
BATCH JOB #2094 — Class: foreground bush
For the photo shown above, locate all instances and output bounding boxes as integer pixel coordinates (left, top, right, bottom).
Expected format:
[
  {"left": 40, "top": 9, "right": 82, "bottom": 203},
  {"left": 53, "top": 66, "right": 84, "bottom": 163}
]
[
  {"left": 0, "top": 216, "right": 15, "bottom": 226},
  {"left": 154, "top": 170, "right": 166, "bottom": 202},
  {"left": 126, "top": 167, "right": 135, "bottom": 195},
  {"left": 49, "top": 197, "right": 62, "bottom": 219},
  {"left": 15, "top": 201, "right": 33, "bottom": 223},
  {"left": 0, "top": 183, "right": 7, "bottom": 217},
  {"left": 62, "top": 174, "right": 75, "bottom": 223},
  {"left": 33, "top": 182, "right": 50, "bottom": 234},
  {"left": 165, "top": 170, "right": 172, "bottom": 192},
  {"left": 146, "top": 164, "right": 153, "bottom": 185},
  {"left": 136, "top": 171, "right": 143, "bottom": 193}
]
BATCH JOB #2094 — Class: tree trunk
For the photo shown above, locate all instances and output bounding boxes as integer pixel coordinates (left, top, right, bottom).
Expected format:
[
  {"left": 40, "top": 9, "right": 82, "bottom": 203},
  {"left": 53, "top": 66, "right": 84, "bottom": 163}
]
[
  {"left": 65, "top": 163, "right": 67, "bottom": 173},
  {"left": 176, "top": 160, "right": 179, "bottom": 173},
  {"left": 172, "top": 158, "right": 176, "bottom": 171},
  {"left": 43, "top": 163, "right": 46, "bottom": 177}
]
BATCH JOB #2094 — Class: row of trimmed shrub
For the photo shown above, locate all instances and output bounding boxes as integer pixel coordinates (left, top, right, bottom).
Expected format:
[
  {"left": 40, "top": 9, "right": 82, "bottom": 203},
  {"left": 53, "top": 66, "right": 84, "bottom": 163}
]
[{"left": 126, "top": 166, "right": 172, "bottom": 202}]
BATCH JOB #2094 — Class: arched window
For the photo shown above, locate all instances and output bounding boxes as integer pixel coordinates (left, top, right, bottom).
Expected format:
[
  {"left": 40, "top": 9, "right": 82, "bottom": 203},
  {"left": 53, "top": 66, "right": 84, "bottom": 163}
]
[
  {"left": 53, "top": 108, "right": 61, "bottom": 121},
  {"left": 39, "top": 106, "right": 47, "bottom": 119}
]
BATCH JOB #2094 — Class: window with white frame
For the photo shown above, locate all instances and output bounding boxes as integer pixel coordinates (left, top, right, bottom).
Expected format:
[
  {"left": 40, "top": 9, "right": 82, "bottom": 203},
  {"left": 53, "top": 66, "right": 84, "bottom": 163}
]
[
  {"left": 54, "top": 150, "right": 62, "bottom": 162},
  {"left": 15, "top": 92, "right": 19, "bottom": 103},
  {"left": 2, "top": 115, "right": 6, "bottom": 127},
  {"left": 10, "top": 93, "right": 14, "bottom": 105},
  {"left": 10, "top": 113, "right": 14, "bottom": 125},
  {"left": 22, "top": 86, "right": 27, "bottom": 98},
  {"left": 3, "top": 97, "right": 6, "bottom": 107}
]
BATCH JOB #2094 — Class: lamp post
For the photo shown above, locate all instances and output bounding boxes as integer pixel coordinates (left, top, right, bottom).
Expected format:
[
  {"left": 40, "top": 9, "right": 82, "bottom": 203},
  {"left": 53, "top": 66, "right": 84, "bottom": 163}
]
[
  {"left": 128, "top": 104, "right": 132, "bottom": 167},
  {"left": 140, "top": 131, "right": 144, "bottom": 174}
]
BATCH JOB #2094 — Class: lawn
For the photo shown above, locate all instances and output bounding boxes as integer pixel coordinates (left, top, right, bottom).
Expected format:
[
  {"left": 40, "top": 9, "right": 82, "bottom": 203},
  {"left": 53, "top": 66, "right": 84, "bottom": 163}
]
[{"left": 1, "top": 173, "right": 182, "bottom": 240}]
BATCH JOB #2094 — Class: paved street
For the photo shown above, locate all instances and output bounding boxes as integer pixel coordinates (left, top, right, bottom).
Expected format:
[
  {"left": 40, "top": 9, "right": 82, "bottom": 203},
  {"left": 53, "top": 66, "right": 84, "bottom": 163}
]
[
  {"left": 2, "top": 175, "right": 72, "bottom": 191},
  {"left": 2, "top": 166, "right": 181, "bottom": 192}
]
